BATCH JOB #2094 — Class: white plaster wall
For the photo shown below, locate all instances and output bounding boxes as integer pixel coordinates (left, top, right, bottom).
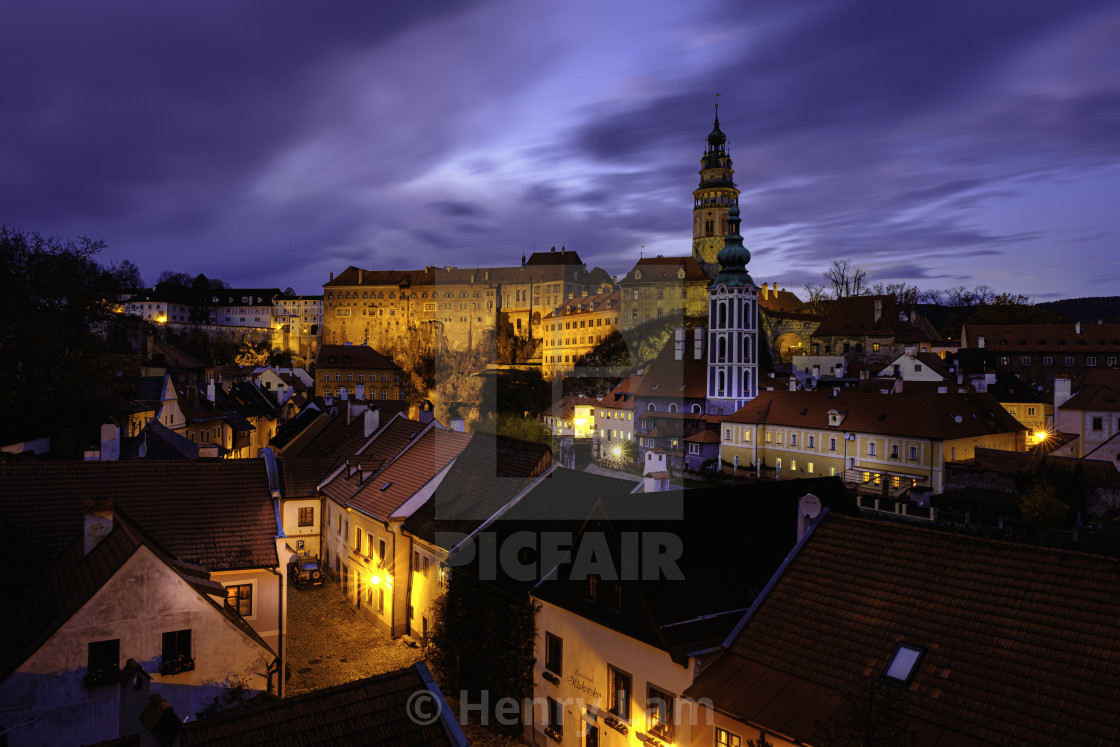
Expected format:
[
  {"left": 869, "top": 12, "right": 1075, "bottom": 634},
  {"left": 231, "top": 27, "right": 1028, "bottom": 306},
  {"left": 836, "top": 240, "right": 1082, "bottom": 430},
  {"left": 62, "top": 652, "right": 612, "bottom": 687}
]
[
  {"left": 529, "top": 599, "right": 700, "bottom": 747},
  {"left": 212, "top": 568, "right": 283, "bottom": 654},
  {"left": 0, "top": 547, "right": 271, "bottom": 747},
  {"left": 281, "top": 498, "right": 322, "bottom": 556}
]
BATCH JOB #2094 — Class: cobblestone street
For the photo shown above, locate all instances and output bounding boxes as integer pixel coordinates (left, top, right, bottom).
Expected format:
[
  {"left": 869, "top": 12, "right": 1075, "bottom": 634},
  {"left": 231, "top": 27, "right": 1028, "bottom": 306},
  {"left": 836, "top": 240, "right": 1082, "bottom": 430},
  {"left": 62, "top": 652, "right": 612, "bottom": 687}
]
[
  {"left": 285, "top": 580, "right": 523, "bottom": 745},
  {"left": 286, "top": 579, "right": 423, "bottom": 696}
]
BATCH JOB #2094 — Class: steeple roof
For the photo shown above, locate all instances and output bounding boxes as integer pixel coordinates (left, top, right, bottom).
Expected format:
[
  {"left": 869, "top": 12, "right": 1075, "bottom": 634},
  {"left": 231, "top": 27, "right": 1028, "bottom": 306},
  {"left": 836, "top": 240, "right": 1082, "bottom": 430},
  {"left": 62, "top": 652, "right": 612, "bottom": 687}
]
[{"left": 711, "top": 205, "right": 754, "bottom": 288}]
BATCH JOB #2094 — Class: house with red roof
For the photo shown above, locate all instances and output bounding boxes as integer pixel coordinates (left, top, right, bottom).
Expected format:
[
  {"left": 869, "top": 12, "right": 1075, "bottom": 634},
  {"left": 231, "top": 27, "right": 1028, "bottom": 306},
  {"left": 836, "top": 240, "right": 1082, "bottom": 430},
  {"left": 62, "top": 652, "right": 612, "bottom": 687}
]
[
  {"left": 1050, "top": 369, "right": 1120, "bottom": 469},
  {"left": 719, "top": 389, "right": 1027, "bottom": 501},
  {"left": 318, "top": 418, "right": 471, "bottom": 638}
]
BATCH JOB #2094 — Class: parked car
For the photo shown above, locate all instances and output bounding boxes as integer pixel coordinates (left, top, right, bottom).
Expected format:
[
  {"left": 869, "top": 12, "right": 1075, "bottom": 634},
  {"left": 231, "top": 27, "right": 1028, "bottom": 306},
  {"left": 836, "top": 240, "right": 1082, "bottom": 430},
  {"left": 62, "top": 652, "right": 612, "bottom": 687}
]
[{"left": 289, "top": 554, "right": 323, "bottom": 588}]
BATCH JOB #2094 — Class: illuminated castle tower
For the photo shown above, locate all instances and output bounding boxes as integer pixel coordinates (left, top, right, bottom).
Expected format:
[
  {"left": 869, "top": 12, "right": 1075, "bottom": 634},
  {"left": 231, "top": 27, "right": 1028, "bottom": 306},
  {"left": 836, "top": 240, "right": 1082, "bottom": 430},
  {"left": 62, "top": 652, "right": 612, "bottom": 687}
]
[
  {"left": 706, "top": 204, "right": 758, "bottom": 415},
  {"left": 692, "top": 106, "right": 740, "bottom": 278}
]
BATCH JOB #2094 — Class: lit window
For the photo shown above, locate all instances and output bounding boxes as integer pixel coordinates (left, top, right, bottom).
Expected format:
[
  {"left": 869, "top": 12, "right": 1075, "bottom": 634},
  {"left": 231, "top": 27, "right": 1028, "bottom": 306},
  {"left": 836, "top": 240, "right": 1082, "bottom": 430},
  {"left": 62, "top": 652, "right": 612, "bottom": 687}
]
[
  {"left": 298, "top": 506, "right": 314, "bottom": 527},
  {"left": 716, "top": 728, "right": 742, "bottom": 747},
  {"left": 646, "top": 685, "right": 675, "bottom": 741},
  {"left": 883, "top": 644, "right": 924, "bottom": 684},
  {"left": 226, "top": 584, "right": 252, "bottom": 617}
]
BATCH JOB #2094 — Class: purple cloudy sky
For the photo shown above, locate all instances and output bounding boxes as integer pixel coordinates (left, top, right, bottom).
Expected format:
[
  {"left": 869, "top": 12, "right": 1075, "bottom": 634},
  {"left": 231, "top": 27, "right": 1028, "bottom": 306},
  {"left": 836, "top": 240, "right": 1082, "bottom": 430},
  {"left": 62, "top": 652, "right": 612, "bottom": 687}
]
[{"left": 2, "top": 0, "right": 1118, "bottom": 299}]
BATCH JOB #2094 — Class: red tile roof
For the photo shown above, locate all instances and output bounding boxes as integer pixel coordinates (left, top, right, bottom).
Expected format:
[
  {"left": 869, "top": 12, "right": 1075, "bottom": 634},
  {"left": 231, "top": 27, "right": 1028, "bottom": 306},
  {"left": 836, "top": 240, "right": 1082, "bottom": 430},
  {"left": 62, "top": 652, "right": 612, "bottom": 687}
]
[
  {"left": 345, "top": 428, "right": 472, "bottom": 521},
  {"left": 0, "top": 460, "right": 279, "bottom": 592},
  {"left": 619, "top": 255, "right": 708, "bottom": 284},
  {"left": 962, "top": 322, "right": 1120, "bottom": 352},
  {"left": 318, "top": 415, "right": 429, "bottom": 506},
  {"left": 723, "top": 389, "right": 1025, "bottom": 440},
  {"left": 315, "top": 344, "right": 401, "bottom": 371},
  {"left": 1062, "top": 368, "right": 1120, "bottom": 412},
  {"left": 814, "top": 295, "right": 941, "bottom": 342},
  {"left": 634, "top": 335, "right": 708, "bottom": 401},
  {"left": 542, "top": 289, "right": 621, "bottom": 319},
  {"left": 685, "top": 513, "right": 1120, "bottom": 746}
]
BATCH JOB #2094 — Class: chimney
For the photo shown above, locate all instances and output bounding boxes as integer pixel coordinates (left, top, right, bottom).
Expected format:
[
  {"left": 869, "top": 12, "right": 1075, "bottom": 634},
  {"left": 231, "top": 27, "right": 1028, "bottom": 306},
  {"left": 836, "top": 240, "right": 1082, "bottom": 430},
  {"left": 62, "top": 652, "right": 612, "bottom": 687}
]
[
  {"left": 694, "top": 327, "right": 704, "bottom": 360},
  {"left": 978, "top": 335, "right": 985, "bottom": 349},
  {"left": 1054, "top": 375, "right": 1072, "bottom": 409},
  {"left": 138, "top": 694, "right": 182, "bottom": 747},
  {"left": 84, "top": 497, "right": 114, "bottom": 556},
  {"left": 957, "top": 370, "right": 964, "bottom": 386},
  {"left": 893, "top": 378, "right": 904, "bottom": 394},
  {"left": 363, "top": 407, "right": 380, "bottom": 438},
  {"left": 674, "top": 327, "right": 685, "bottom": 361},
  {"left": 760, "top": 283, "right": 769, "bottom": 300},
  {"left": 100, "top": 423, "right": 121, "bottom": 462},
  {"left": 330, "top": 271, "right": 334, "bottom": 281},
  {"left": 358, "top": 269, "right": 363, "bottom": 284},
  {"left": 874, "top": 299, "right": 883, "bottom": 322},
  {"left": 789, "top": 378, "right": 798, "bottom": 391},
  {"left": 449, "top": 418, "right": 466, "bottom": 432},
  {"left": 1075, "top": 321, "right": 1081, "bottom": 335},
  {"left": 206, "top": 378, "right": 216, "bottom": 404}
]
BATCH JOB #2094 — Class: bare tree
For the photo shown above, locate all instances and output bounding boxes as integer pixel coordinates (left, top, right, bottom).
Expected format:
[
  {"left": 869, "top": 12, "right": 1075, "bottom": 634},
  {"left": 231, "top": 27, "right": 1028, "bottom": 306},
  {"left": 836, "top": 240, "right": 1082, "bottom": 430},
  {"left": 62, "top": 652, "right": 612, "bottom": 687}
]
[
  {"left": 871, "top": 282, "right": 921, "bottom": 308},
  {"left": 802, "top": 282, "right": 831, "bottom": 315},
  {"left": 824, "top": 258, "right": 869, "bottom": 298}
]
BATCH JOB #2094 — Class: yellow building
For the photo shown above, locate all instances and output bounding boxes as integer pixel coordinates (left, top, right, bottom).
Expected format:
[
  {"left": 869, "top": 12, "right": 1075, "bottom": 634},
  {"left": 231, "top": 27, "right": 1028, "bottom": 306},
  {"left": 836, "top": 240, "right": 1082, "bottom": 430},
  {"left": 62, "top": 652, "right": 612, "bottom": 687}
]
[
  {"left": 314, "top": 344, "right": 403, "bottom": 402},
  {"left": 541, "top": 290, "right": 620, "bottom": 379},
  {"left": 720, "top": 389, "right": 1026, "bottom": 495},
  {"left": 618, "top": 255, "right": 710, "bottom": 330}
]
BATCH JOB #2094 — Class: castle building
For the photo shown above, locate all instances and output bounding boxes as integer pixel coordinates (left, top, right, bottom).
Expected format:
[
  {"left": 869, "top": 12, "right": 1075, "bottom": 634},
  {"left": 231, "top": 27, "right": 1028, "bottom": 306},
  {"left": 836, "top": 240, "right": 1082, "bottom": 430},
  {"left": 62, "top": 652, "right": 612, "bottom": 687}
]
[
  {"left": 692, "top": 108, "right": 740, "bottom": 276},
  {"left": 321, "top": 248, "right": 607, "bottom": 352},
  {"left": 540, "top": 289, "right": 621, "bottom": 379},
  {"left": 706, "top": 205, "right": 759, "bottom": 415}
]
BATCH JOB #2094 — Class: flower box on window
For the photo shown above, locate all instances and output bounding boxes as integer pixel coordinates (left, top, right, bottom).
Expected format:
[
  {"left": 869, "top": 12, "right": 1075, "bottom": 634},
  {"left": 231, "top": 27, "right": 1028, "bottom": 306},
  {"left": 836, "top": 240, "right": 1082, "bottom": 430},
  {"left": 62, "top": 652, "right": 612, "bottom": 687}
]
[
  {"left": 159, "top": 655, "right": 196, "bottom": 676},
  {"left": 83, "top": 663, "right": 120, "bottom": 688}
]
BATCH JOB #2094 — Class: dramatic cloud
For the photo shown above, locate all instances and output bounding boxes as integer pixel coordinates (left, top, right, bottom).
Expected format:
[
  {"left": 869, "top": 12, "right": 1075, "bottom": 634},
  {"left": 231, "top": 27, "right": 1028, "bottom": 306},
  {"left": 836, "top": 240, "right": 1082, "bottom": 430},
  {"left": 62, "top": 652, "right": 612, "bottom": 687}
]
[{"left": 1, "top": 0, "right": 1116, "bottom": 299}]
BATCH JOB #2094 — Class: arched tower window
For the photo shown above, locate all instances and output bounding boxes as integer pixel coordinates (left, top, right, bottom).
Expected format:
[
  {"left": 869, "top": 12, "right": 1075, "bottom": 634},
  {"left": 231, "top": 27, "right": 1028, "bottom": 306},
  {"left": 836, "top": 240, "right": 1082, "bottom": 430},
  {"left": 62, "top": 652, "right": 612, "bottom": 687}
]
[
  {"left": 743, "top": 302, "right": 750, "bottom": 326},
  {"left": 718, "top": 370, "right": 726, "bottom": 395},
  {"left": 718, "top": 336, "right": 727, "bottom": 360},
  {"left": 744, "top": 370, "right": 751, "bottom": 393},
  {"left": 691, "top": 404, "right": 701, "bottom": 414},
  {"left": 743, "top": 336, "right": 751, "bottom": 362},
  {"left": 647, "top": 403, "right": 655, "bottom": 412},
  {"left": 669, "top": 403, "right": 677, "bottom": 413},
  {"left": 719, "top": 302, "right": 727, "bottom": 328}
]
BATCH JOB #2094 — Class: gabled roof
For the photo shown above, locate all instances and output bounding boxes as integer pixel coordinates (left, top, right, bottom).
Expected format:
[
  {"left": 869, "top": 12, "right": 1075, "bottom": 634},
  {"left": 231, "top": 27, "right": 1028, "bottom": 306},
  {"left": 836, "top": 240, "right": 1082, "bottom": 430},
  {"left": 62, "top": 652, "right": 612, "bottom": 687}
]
[
  {"left": 315, "top": 344, "right": 401, "bottom": 371},
  {"left": 151, "top": 339, "right": 206, "bottom": 370},
  {"left": 1062, "top": 369, "right": 1120, "bottom": 412},
  {"left": 121, "top": 419, "right": 200, "bottom": 460},
  {"left": 525, "top": 248, "right": 584, "bottom": 266},
  {"left": 531, "top": 479, "right": 859, "bottom": 663},
  {"left": 724, "top": 389, "right": 1025, "bottom": 440},
  {"left": 0, "top": 460, "right": 279, "bottom": 595},
  {"left": 104, "top": 663, "right": 464, "bottom": 746},
  {"left": 0, "top": 507, "right": 274, "bottom": 683},
  {"left": 633, "top": 335, "right": 707, "bottom": 401},
  {"left": 685, "top": 513, "right": 1120, "bottom": 746},
  {"left": 345, "top": 428, "right": 472, "bottom": 522},
  {"left": 402, "top": 433, "right": 553, "bottom": 546},
  {"left": 542, "top": 290, "right": 621, "bottom": 320},
  {"left": 619, "top": 255, "right": 708, "bottom": 284},
  {"left": 757, "top": 284, "right": 804, "bottom": 313},
  {"left": 317, "top": 415, "right": 429, "bottom": 505}
]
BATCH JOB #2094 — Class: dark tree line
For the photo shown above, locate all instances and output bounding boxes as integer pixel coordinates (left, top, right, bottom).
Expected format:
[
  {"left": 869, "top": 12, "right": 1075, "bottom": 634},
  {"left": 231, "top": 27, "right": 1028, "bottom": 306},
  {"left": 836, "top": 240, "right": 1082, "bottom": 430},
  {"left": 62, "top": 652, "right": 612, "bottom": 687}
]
[{"left": 0, "top": 226, "right": 149, "bottom": 454}]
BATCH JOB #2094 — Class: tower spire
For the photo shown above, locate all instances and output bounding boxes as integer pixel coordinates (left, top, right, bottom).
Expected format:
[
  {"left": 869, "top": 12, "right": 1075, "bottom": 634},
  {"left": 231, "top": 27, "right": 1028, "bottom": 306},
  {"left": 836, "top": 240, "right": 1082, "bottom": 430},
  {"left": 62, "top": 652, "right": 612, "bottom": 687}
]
[{"left": 692, "top": 99, "right": 739, "bottom": 276}]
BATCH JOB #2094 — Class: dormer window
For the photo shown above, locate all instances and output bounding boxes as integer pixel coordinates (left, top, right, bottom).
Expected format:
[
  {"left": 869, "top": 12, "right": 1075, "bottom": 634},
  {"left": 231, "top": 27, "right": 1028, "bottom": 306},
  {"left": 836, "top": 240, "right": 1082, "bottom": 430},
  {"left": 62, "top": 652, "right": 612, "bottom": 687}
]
[{"left": 828, "top": 409, "right": 845, "bottom": 427}]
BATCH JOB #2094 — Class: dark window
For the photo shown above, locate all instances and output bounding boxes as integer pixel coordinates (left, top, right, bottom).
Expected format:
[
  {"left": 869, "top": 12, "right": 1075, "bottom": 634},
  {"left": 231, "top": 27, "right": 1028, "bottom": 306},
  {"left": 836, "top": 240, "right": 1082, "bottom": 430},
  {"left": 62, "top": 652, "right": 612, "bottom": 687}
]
[
  {"left": 1093, "top": 417, "right": 1104, "bottom": 431},
  {"left": 379, "top": 539, "right": 386, "bottom": 563},
  {"left": 587, "top": 574, "right": 599, "bottom": 600},
  {"left": 161, "top": 629, "right": 194, "bottom": 674},
  {"left": 298, "top": 506, "right": 314, "bottom": 527},
  {"left": 226, "top": 584, "right": 252, "bottom": 617},
  {"left": 608, "top": 666, "right": 631, "bottom": 720},
  {"left": 647, "top": 685, "right": 675, "bottom": 741},
  {"left": 86, "top": 639, "right": 120, "bottom": 685},
  {"left": 547, "top": 697, "right": 563, "bottom": 736},
  {"left": 545, "top": 632, "right": 563, "bottom": 675}
]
